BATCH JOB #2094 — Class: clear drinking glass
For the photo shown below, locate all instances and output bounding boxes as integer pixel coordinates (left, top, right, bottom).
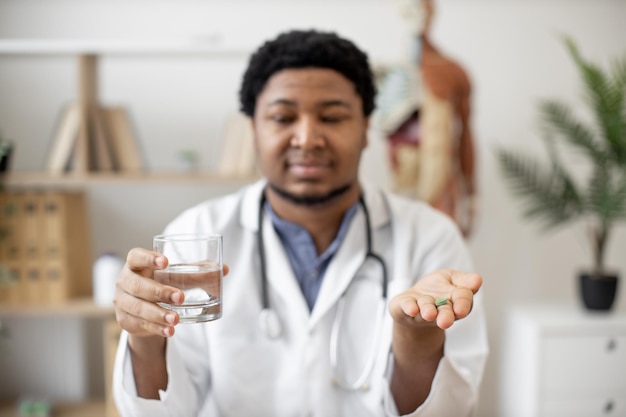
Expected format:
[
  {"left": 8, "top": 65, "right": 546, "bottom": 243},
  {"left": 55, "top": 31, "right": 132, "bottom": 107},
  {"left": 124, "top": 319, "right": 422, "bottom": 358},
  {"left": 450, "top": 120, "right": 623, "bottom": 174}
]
[{"left": 153, "top": 233, "right": 223, "bottom": 323}]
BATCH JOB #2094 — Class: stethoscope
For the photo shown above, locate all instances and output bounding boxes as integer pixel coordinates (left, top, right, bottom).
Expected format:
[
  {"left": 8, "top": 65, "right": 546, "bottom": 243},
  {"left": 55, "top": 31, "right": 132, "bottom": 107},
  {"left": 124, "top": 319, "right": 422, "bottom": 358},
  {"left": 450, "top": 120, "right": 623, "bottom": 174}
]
[{"left": 256, "top": 190, "right": 388, "bottom": 391}]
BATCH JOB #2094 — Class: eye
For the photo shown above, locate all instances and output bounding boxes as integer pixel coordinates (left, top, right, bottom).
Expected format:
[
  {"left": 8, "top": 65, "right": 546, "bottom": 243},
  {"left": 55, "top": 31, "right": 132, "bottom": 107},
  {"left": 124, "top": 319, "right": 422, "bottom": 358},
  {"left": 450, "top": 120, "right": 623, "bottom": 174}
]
[
  {"left": 269, "top": 114, "right": 295, "bottom": 125},
  {"left": 320, "top": 114, "right": 347, "bottom": 124}
]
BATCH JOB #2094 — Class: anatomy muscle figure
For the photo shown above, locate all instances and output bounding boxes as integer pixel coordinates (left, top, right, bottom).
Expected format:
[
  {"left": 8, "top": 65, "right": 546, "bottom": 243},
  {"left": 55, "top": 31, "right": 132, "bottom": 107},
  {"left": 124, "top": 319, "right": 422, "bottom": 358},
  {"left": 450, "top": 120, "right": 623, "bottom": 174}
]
[{"left": 376, "top": 0, "right": 477, "bottom": 237}]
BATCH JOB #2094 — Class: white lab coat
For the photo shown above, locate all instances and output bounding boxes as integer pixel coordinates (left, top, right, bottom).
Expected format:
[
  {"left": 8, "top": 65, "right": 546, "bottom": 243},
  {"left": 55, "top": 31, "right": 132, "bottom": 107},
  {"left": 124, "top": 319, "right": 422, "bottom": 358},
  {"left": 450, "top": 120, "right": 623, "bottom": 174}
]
[{"left": 113, "top": 180, "right": 488, "bottom": 417}]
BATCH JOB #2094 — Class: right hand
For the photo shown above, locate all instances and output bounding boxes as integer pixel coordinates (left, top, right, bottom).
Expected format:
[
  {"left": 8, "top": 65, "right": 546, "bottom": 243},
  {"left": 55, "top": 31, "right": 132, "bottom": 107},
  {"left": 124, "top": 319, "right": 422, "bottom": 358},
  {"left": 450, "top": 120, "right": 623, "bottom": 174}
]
[{"left": 114, "top": 247, "right": 182, "bottom": 338}]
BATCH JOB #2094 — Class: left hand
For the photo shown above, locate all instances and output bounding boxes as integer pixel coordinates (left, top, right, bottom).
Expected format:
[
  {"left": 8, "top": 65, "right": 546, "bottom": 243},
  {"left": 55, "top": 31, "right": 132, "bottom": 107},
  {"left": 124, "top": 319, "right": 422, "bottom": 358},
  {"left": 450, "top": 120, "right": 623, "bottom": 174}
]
[{"left": 389, "top": 269, "right": 482, "bottom": 330}]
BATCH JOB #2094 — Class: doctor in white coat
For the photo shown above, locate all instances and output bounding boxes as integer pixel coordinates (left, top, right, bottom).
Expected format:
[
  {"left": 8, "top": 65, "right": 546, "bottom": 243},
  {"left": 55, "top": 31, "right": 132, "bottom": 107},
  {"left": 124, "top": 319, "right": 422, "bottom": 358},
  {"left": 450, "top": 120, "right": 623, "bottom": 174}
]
[{"left": 112, "top": 29, "right": 488, "bottom": 417}]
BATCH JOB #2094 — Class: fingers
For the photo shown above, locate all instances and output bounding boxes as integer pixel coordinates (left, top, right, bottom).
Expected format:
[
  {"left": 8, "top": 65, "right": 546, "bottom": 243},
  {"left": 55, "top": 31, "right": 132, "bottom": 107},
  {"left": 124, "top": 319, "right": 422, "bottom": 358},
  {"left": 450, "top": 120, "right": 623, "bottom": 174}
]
[
  {"left": 115, "top": 291, "right": 180, "bottom": 337},
  {"left": 115, "top": 247, "right": 183, "bottom": 338},
  {"left": 390, "top": 269, "right": 481, "bottom": 330},
  {"left": 391, "top": 294, "right": 439, "bottom": 325},
  {"left": 114, "top": 275, "right": 182, "bottom": 337},
  {"left": 126, "top": 247, "right": 168, "bottom": 277},
  {"left": 434, "top": 299, "right": 455, "bottom": 329},
  {"left": 391, "top": 293, "right": 459, "bottom": 330},
  {"left": 115, "top": 249, "right": 230, "bottom": 339},
  {"left": 118, "top": 263, "right": 183, "bottom": 305},
  {"left": 448, "top": 270, "right": 483, "bottom": 294},
  {"left": 450, "top": 286, "right": 474, "bottom": 319}
]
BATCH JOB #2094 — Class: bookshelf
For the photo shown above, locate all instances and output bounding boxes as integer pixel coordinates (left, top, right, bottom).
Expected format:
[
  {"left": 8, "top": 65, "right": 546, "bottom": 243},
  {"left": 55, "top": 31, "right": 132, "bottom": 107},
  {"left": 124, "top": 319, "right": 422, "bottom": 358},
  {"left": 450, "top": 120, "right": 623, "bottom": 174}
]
[
  {"left": 0, "top": 38, "right": 253, "bottom": 177},
  {"left": 0, "top": 38, "right": 255, "bottom": 417},
  {"left": 0, "top": 299, "right": 117, "bottom": 416}
]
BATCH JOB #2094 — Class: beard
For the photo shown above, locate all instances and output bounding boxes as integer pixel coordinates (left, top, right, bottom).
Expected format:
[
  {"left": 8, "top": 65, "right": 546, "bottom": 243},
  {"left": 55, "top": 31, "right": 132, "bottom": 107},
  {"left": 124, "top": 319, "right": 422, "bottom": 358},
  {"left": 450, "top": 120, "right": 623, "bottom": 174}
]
[{"left": 268, "top": 182, "right": 353, "bottom": 206}]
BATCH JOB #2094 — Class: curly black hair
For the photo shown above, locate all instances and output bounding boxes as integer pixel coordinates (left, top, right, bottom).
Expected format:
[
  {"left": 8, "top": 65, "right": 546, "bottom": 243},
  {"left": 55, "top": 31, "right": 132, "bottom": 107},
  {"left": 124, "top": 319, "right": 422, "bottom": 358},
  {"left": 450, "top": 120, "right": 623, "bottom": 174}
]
[{"left": 239, "top": 29, "right": 377, "bottom": 117}]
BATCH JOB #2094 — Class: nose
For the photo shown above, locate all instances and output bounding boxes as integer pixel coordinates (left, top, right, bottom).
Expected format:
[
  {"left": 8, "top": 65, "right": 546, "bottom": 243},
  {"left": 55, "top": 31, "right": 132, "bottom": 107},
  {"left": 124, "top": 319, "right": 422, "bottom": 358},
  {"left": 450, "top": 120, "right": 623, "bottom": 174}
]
[{"left": 290, "top": 117, "right": 324, "bottom": 149}]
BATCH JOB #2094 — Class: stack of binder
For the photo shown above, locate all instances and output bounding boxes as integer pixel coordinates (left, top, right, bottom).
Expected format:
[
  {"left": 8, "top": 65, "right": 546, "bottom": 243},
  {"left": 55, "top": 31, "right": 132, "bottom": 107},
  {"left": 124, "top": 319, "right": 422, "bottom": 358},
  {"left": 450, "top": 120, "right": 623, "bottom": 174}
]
[{"left": 0, "top": 191, "right": 92, "bottom": 305}]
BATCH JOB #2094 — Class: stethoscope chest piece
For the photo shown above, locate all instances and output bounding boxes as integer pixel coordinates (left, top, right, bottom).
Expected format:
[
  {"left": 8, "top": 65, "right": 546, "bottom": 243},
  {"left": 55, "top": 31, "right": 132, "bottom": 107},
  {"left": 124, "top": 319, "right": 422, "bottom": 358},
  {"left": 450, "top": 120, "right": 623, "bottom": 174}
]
[{"left": 259, "top": 308, "right": 283, "bottom": 339}]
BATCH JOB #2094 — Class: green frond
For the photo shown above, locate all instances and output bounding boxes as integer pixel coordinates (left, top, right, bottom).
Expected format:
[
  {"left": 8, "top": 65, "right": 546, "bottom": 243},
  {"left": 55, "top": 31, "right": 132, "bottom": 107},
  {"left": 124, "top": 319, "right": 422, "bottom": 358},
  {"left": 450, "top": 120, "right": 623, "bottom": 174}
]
[
  {"left": 539, "top": 100, "right": 604, "bottom": 161},
  {"left": 496, "top": 36, "right": 626, "bottom": 271},
  {"left": 609, "top": 55, "right": 626, "bottom": 161},
  {"left": 563, "top": 36, "right": 626, "bottom": 163},
  {"left": 496, "top": 148, "right": 583, "bottom": 230},
  {"left": 617, "top": 178, "right": 626, "bottom": 220},
  {"left": 587, "top": 168, "right": 626, "bottom": 222},
  {"left": 612, "top": 54, "right": 626, "bottom": 93}
]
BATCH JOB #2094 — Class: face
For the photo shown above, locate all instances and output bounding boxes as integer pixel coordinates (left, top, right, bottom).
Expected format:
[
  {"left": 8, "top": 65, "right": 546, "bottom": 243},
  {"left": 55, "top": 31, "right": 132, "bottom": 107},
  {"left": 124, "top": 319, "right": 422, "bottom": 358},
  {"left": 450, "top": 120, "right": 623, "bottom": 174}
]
[{"left": 252, "top": 68, "right": 369, "bottom": 205}]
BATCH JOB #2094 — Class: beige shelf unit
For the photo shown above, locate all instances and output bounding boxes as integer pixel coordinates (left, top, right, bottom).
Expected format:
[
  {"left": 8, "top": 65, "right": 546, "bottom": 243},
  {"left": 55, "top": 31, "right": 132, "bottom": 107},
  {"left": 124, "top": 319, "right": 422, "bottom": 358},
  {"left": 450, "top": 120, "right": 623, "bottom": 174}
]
[
  {"left": 0, "top": 38, "right": 255, "bottom": 417},
  {"left": 0, "top": 297, "right": 114, "bottom": 318},
  {"left": 0, "top": 38, "right": 252, "bottom": 177}
]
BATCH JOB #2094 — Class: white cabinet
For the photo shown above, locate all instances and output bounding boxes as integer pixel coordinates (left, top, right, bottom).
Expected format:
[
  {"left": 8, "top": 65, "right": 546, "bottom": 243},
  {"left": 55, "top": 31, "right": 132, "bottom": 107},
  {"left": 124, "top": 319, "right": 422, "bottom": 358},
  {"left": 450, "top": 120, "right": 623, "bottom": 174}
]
[{"left": 500, "top": 304, "right": 626, "bottom": 417}]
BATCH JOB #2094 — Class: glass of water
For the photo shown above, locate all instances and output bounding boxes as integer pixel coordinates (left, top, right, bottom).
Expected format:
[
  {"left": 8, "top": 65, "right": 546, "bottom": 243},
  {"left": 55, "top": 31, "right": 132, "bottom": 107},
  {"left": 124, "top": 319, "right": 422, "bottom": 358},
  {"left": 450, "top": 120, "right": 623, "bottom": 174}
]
[{"left": 153, "top": 233, "right": 223, "bottom": 323}]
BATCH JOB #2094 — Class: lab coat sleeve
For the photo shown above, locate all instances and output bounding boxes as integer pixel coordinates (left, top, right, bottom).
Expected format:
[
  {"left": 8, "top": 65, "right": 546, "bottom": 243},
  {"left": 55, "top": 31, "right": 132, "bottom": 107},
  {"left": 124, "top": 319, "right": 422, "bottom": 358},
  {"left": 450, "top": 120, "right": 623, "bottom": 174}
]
[
  {"left": 382, "top": 291, "right": 488, "bottom": 417},
  {"left": 381, "top": 204, "right": 488, "bottom": 416},
  {"left": 112, "top": 330, "right": 215, "bottom": 417}
]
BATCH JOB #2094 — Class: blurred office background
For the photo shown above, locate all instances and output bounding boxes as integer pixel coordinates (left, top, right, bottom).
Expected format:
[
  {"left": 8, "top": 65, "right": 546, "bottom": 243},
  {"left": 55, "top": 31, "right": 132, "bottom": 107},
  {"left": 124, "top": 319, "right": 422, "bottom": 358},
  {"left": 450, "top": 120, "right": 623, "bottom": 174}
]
[{"left": 0, "top": 1, "right": 625, "bottom": 416}]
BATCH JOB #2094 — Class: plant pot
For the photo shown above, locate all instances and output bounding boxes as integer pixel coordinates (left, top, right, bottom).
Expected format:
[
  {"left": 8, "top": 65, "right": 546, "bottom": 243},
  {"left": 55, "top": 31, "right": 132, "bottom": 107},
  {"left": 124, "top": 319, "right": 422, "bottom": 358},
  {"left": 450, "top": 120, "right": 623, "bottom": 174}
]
[{"left": 579, "top": 272, "right": 619, "bottom": 311}]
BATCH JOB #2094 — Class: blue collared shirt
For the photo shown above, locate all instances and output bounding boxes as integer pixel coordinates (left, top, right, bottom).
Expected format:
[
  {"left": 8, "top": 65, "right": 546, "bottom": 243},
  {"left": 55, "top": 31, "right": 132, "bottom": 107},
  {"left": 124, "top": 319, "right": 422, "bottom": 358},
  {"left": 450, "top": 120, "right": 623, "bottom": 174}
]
[{"left": 266, "top": 201, "right": 359, "bottom": 311}]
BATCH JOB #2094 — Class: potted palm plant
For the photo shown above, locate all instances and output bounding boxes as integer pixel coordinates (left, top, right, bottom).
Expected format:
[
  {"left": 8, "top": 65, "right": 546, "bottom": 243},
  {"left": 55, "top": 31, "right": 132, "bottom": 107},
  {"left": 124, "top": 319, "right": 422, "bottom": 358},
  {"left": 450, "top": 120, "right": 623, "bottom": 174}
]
[{"left": 496, "top": 36, "right": 626, "bottom": 311}]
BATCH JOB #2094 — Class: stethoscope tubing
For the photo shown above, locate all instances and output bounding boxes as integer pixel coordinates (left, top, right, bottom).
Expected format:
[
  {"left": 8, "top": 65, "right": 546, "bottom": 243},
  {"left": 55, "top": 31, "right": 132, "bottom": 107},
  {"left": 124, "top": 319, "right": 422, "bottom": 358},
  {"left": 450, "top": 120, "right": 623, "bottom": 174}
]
[
  {"left": 258, "top": 190, "right": 387, "bottom": 308},
  {"left": 256, "top": 188, "right": 389, "bottom": 390}
]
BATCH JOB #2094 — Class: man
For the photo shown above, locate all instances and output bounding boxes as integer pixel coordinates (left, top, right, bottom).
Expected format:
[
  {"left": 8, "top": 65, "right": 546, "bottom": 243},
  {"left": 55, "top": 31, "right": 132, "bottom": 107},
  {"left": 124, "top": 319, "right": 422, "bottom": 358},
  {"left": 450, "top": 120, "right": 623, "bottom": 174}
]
[{"left": 113, "top": 29, "right": 488, "bottom": 417}]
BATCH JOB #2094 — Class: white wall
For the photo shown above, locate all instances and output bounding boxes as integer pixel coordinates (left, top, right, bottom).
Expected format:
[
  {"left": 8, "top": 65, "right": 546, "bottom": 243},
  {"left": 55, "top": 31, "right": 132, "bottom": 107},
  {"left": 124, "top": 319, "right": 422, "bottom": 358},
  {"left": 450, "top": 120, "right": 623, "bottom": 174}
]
[{"left": 1, "top": 0, "right": 626, "bottom": 415}]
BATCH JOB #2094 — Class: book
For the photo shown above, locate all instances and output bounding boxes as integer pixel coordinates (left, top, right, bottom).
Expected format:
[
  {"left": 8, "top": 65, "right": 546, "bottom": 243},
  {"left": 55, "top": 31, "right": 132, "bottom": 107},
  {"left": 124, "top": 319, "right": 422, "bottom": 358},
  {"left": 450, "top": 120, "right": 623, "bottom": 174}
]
[
  {"left": 42, "top": 191, "right": 92, "bottom": 303},
  {"left": 20, "top": 192, "right": 45, "bottom": 304},
  {"left": 0, "top": 192, "right": 20, "bottom": 304},
  {"left": 0, "top": 191, "right": 92, "bottom": 305},
  {"left": 102, "top": 107, "right": 144, "bottom": 173},
  {"left": 217, "top": 112, "right": 256, "bottom": 177},
  {"left": 45, "top": 104, "right": 80, "bottom": 174},
  {"left": 90, "top": 106, "right": 114, "bottom": 172},
  {"left": 5, "top": 193, "right": 24, "bottom": 304},
  {"left": 71, "top": 107, "right": 91, "bottom": 174}
]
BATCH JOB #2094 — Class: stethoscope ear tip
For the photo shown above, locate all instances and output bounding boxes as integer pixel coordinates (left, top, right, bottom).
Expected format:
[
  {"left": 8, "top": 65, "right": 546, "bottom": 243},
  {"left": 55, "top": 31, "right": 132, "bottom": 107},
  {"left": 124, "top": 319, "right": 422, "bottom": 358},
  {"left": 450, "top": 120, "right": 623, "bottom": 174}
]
[{"left": 259, "top": 308, "right": 283, "bottom": 339}]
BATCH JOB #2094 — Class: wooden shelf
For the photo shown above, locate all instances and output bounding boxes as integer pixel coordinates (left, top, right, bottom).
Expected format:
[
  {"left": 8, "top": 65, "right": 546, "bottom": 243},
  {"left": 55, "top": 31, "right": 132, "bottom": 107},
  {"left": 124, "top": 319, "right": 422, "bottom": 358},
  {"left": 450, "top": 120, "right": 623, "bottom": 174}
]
[
  {"left": 2, "top": 171, "right": 259, "bottom": 188},
  {"left": 0, "top": 297, "right": 114, "bottom": 318},
  {"left": 0, "top": 400, "right": 106, "bottom": 417}
]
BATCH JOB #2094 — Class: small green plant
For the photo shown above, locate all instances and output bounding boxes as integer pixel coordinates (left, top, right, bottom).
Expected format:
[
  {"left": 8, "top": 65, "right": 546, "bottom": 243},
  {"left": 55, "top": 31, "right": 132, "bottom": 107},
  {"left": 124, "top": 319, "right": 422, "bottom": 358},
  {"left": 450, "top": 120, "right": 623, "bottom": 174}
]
[{"left": 496, "top": 36, "right": 626, "bottom": 274}]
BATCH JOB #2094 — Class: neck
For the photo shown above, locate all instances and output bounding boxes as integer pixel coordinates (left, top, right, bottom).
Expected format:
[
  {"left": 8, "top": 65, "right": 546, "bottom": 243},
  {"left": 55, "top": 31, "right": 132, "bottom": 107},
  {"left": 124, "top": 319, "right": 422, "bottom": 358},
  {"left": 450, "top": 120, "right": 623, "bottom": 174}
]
[{"left": 265, "top": 184, "right": 361, "bottom": 254}]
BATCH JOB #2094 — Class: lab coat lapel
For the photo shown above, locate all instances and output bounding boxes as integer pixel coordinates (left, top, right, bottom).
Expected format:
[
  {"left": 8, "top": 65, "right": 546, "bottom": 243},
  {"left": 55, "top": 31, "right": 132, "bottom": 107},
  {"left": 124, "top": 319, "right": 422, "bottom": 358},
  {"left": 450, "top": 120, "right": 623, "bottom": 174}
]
[
  {"left": 240, "top": 180, "right": 310, "bottom": 321},
  {"left": 239, "top": 181, "right": 390, "bottom": 329},
  {"left": 309, "top": 209, "right": 367, "bottom": 328},
  {"left": 309, "top": 186, "right": 390, "bottom": 328},
  {"left": 263, "top": 213, "right": 311, "bottom": 320}
]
